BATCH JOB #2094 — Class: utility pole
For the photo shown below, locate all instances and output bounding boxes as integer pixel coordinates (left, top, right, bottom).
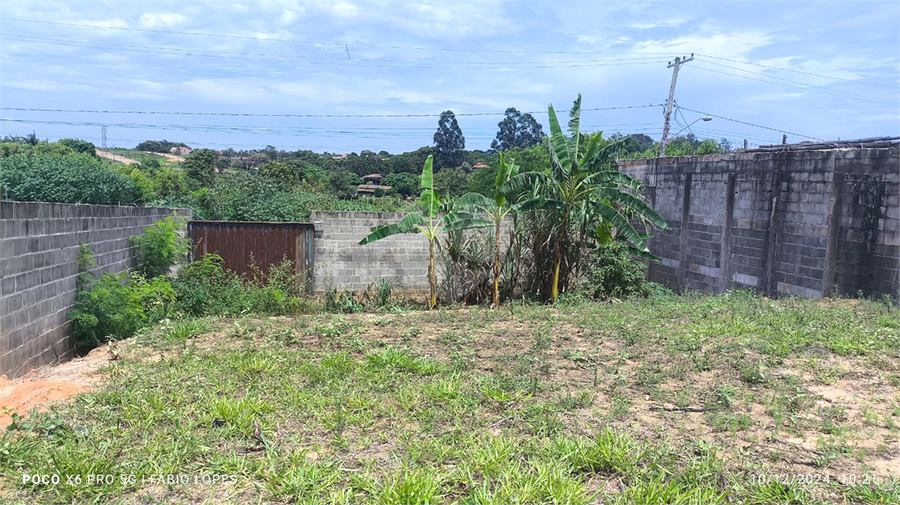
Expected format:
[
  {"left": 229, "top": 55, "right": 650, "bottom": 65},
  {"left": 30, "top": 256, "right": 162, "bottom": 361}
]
[{"left": 659, "top": 53, "right": 693, "bottom": 157}]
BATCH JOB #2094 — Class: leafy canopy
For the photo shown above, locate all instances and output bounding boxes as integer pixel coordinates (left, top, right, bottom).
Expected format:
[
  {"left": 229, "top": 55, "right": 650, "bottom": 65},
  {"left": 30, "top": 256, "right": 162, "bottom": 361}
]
[{"left": 433, "top": 110, "right": 466, "bottom": 169}]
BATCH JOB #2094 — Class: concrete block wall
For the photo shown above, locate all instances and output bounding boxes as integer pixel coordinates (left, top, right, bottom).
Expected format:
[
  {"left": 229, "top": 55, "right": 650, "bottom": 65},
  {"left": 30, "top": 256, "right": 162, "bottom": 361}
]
[
  {"left": 311, "top": 211, "right": 434, "bottom": 293},
  {"left": 620, "top": 146, "right": 899, "bottom": 300},
  {"left": 0, "top": 202, "right": 190, "bottom": 378}
]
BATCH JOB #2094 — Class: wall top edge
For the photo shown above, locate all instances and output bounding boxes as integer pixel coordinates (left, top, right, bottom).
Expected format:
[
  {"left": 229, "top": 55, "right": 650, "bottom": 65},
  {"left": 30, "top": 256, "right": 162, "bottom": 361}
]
[{"left": 617, "top": 146, "right": 900, "bottom": 167}]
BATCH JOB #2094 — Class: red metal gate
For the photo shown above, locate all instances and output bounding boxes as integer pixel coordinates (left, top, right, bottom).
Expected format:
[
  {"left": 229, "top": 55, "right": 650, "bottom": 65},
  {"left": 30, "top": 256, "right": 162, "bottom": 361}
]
[{"left": 187, "top": 221, "right": 315, "bottom": 294}]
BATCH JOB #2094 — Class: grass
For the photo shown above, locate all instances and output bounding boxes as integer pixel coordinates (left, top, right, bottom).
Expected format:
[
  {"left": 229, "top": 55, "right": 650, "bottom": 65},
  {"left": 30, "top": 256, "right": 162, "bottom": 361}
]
[
  {"left": 105, "top": 148, "right": 182, "bottom": 170},
  {"left": 0, "top": 292, "right": 897, "bottom": 504}
]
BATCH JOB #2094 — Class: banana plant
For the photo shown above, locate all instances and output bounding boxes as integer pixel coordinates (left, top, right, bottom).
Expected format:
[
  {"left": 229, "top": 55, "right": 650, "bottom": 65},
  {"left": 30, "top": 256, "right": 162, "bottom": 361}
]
[
  {"left": 451, "top": 152, "right": 520, "bottom": 308},
  {"left": 359, "top": 155, "right": 491, "bottom": 308},
  {"left": 501, "top": 94, "right": 671, "bottom": 301}
]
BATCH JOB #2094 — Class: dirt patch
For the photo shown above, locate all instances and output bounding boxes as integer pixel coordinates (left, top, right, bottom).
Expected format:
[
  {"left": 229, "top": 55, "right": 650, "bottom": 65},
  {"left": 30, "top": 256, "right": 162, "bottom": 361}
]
[
  {"left": 0, "top": 345, "right": 113, "bottom": 427},
  {"left": 95, "top": 150, "right": 139, "bottom": 165}
]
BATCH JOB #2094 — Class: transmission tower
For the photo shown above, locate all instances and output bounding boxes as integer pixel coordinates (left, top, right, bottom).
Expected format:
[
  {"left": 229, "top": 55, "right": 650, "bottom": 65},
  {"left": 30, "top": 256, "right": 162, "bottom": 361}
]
[{"left": 101, "top": 126, "right": 107, "bottom": 149}]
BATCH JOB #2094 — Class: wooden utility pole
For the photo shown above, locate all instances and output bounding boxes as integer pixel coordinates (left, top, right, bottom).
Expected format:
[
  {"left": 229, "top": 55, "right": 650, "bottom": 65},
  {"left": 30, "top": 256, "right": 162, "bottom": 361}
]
[{"left": 660, "top": 54, "right": 693, "bottom": 157}]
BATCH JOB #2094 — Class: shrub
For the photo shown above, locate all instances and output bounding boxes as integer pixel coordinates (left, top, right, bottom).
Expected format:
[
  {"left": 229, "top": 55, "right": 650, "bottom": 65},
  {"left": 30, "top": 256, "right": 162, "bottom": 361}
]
[
  {"left": 169, "top": 254, "right": 241, "bottom": 317},
  {"left": 170, "top": 254, "right": 304, "bottom": 317},
  {"left": 131, "top": 216, "right": 190, "bottom": 278},
  {"left": 0, "top": 152, "right": 142, "bottom": 205},
  {"left": 324, "top": 286, "right": 365, "bottom": 314},
  {"left": 57, "top": 138, "right": 97, "bottom": 156},
  {"left": 70, "top": 246, "right": 175, "bottom": 352},
  {"left": 369, "top": 279, "right": 394, "bottom": 309},
  {"left": 579, "top": 241, "right": 650, "bottom": 299}
]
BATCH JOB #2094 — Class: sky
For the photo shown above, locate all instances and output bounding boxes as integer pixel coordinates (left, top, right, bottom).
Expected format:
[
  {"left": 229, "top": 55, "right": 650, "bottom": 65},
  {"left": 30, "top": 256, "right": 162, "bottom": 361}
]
[{"left": 1, "top": 0, "right": 898, "bottom": 154}]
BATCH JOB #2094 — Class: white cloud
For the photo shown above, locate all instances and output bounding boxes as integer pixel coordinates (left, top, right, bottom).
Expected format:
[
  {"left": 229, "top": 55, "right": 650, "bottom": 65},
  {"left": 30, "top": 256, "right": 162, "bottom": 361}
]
[
  {"left": 181, "top": 79, "right": 269, "bottom": 104},
  {"left": 631, "top": 30, "right": 778, "bottom": 58},
  {"left": 138, "top": 13, "right": 186, "bottom": 28},
  {"left": 68, "top": 18, "right": 129, "bottom": 29},
  {"left": 627, "top": 16, "right": 696, "bottom": 30},
  {"left": 317, "top": 0, "right": 359, "bottom": 19}
]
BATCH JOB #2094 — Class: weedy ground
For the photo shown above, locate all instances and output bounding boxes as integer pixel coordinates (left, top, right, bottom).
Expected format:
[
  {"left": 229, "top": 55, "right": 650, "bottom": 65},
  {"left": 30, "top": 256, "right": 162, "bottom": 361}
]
[{"left": 1, "top": 292, "right": 898, "bottom": 504}]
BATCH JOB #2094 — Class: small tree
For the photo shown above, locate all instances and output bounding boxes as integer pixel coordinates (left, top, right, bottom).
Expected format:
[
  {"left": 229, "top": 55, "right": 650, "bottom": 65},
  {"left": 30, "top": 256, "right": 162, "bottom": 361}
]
[
  {"left": 183, "top": 148, "right": 217, "bottom": 186},
  {"left": 502, "top": 94, "right": 671, "bottom": 301},
  {"left": 452, "top": 152, "right": 519, "bottom": 308},
  {"left": 433, "top": 110, "right": 466, "bottom": 169},
  {"left": 58, "top": 138, "right": 98, "bottom": 156},
  {"left": 359, "top": 155, "right": 491, "bottom": 308},
  {"left": 131, "top": 215, "right": 191, "bottom": 279},
  {"left": 490, "top": 108, "right": 545, "bottom": 152}
]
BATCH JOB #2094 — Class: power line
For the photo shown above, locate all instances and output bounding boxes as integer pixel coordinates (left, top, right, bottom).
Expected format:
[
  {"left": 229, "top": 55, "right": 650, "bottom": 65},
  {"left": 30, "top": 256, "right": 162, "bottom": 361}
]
[
  {"left": 0, "top": 17, "right": 678, "bottom": 56},
  {"left": 692, "top": 62, "right": 898, "bottom": 106},
  {"left": 1, "top": 33, "right": 671, "bottom": 69},
  {"left": 0, "top": 118, "right": 512, "bottom": 140},
  {"left": 695, "top": 53, "right": 900, "bottom": 90},
  {"left": 692, "top": 64, "right": 898, "bottom": 106},
  {"left": 1, "top": 104, "right": 664, "bottom": 118},
  {"left": 676, "top": 106, "right": 825, "bottom": 141}
]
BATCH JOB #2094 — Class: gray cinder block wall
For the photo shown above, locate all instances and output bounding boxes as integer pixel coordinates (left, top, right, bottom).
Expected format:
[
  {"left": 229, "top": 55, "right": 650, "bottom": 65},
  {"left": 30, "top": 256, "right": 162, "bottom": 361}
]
[
  {"left": 0, "top": 202, "right": 191, "bottom": 379},
  {"left": 311, "top": 211, "right": 435, "bottom": 293},
  {"left": 619, "top": 146, "right": 899, "bottom": 300}
]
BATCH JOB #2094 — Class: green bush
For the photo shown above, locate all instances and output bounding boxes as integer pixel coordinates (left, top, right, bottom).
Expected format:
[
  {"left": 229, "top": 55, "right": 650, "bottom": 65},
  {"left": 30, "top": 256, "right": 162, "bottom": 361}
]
[
  {"left": 131, "top": 216, "right": 190, "bottom": 278},
  {"left": 70, "top": 246, "right": 175, "bottom": 352},
  {"left": 170, "top": 254, "right": 304, "bottom": 317},
  {"left": 0, "top": 152, "right": 142, "bottom": 205},
  {"left": 579, "top": 241, "right": 650, "bottom": 300},
  {"left": 57, "top": 138, "right": 97, "bottom": 156}
]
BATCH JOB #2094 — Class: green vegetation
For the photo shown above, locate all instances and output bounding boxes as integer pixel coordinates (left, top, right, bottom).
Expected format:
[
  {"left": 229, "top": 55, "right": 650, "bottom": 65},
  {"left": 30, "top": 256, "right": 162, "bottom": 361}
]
[
  {"left": 130, "top": 216, "right": 191, "bottom": 279},
  {"left": 453, "top": 152, "right": 520, "bottom": 307},
  {"left": 2, "top": 294, "right": 897, "bottom": 504},
  {"left": 69, "top": 245, "right": 175, "bottom": 351},
  {"left": 134, "top": 139, "right": 189, "bottom": 153},
  {"left": 576, "top": 240, "right": 653, "bottom": 300},
  {"left": 501, "top": 95, "right": 670, "bottom": 301},
  {"left": 359, "top": 155, "right": 492, "bottom": 308},
  {"left": 170, "top": 254, "right": 310, "bottom": 317},
  {"left": 0, "top": 150, "right": 143, "bottom": 205}
]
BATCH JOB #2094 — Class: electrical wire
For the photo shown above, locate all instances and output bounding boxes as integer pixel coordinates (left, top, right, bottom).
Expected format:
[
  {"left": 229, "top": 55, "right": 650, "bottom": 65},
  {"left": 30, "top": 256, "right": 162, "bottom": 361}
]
[
  {"left": 690, "top": 63, "right": 898, "bottom": 106},
  {"left": 695, "top": 53, "right": 900, "bottom": 89},
  {"left": 1, "top": 33, "right": 671, "bottom": 69},
  {"left": 694, "top": 60, "right": 898, "bottom": 105},
  {"left": 1, "top": 104, "right": 665, "bottom": 118},
  {"left": 675, "top": 106, "right": 825, "bottom": 141},
  {"left": 0, "top": 17, "right": 678, "bottom": 56}
]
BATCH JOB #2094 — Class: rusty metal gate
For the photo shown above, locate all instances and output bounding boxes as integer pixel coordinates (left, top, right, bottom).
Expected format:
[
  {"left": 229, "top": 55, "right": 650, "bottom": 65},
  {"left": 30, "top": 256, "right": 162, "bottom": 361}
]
[{"left": 187, "top": 221, "right": 315, "bottom": 294}]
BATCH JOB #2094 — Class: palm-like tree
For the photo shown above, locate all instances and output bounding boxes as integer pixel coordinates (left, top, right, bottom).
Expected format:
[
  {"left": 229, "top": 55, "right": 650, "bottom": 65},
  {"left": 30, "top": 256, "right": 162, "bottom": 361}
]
[
  {"left": 359, "top": 155, "right": 490, "bottom": 308},
  {"left": 502, "top": 95, "right": 671, "bottom": 301},
  {"left": 452, "top": 152, "right": 519, "bottom": 308}
]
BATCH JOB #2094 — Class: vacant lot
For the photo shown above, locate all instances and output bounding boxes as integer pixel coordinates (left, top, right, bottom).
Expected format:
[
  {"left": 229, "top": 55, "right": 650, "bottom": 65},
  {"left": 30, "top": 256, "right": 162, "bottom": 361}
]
[{"left": 1, "top": 293, "right": 898, "bottom": 504}]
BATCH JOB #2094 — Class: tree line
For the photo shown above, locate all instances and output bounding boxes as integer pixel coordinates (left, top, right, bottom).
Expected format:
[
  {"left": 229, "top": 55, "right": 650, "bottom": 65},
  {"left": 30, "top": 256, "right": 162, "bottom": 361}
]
[{"left": 0, "top": 104, "right": 728, "bottom": 222}]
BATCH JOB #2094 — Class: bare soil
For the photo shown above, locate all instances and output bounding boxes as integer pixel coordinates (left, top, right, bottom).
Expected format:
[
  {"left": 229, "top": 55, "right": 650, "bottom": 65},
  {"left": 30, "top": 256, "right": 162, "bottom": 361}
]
[
  {"left": 95, "top": 150, "right": 139, "bottom": 165},
  {"left": 0, "top": 345, "right": 114, "bottom": 426}
]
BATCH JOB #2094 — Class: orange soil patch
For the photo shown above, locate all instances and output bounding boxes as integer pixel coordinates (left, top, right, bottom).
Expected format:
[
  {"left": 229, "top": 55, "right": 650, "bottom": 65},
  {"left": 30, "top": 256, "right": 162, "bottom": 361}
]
[{"left": 0, "top": 346, "right": 110, "bottom": 427}]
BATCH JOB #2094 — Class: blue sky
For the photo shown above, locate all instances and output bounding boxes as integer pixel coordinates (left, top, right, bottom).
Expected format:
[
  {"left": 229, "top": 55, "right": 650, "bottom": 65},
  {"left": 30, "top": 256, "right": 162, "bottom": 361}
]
[{"left": 1, "top": 1, "right": 898, "bottom": 153}]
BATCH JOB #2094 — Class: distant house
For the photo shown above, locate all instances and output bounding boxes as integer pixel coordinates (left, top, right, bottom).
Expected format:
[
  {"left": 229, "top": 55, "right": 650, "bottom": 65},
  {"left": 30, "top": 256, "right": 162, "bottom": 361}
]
[
  {"left": 171, "top": 146, "right": 192, "bottom": 155},
  {"left": 332, "top": 153, "right": 349, "bottom": 160},
  {"left": 472, "top": 162, "right": 489, "bottom": 169},
  {"left": 362, "top": 173, "right": 383, "bottom": 184}
]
